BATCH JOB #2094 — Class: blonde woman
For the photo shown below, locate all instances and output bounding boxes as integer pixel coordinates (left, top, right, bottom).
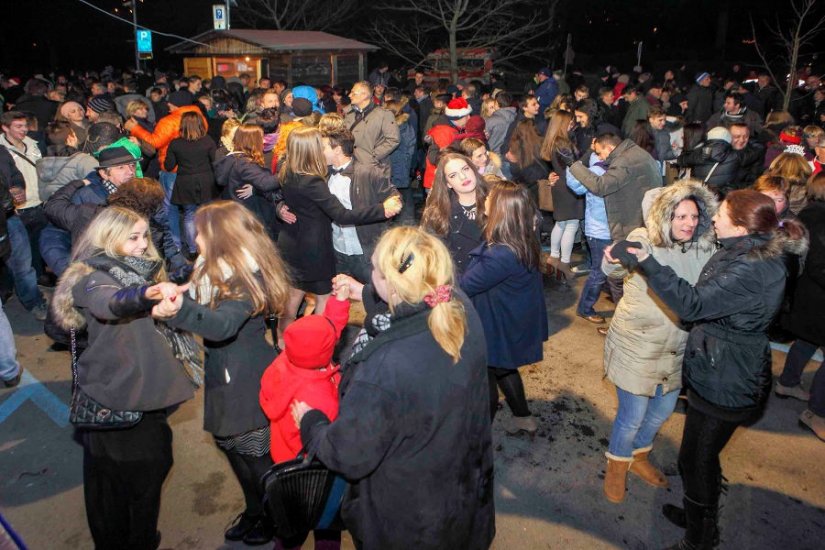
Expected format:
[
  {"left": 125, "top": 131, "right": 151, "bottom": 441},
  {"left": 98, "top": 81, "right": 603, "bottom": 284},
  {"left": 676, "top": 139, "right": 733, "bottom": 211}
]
[
  {"left": 53, "top": 206, "right": 195, "bottom": 549},
  {"left": 292, "top": 227, "right": 494, "bottom": 550},
  {"left": 767, "top": 151, "right": 813, "bottom": 214},
  {"left": 276, "top": 127, "right": 400, "bottom": 343},
  {"left": 160, "top": 201, "right": 290, "bottom": 545}
]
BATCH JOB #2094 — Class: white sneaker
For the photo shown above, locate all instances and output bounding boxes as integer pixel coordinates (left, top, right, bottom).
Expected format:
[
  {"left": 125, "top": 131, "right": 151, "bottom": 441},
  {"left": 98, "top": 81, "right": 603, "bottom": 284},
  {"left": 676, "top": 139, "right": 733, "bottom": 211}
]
[{"left": 31, "top": 303, "right": 48, "bottom": 322}]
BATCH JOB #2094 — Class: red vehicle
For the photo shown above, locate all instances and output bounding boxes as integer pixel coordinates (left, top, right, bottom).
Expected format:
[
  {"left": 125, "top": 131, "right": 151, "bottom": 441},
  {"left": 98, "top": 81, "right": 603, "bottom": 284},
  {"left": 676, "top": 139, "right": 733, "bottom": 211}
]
[{"left": 409, "top": 48, "right": 495, "bottom": 84}]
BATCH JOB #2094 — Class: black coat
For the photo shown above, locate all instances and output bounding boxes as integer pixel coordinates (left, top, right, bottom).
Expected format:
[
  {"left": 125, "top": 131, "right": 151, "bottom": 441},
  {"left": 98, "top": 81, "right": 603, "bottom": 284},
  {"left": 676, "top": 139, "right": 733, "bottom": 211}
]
[
  {"left": 278, "top": 173, "right": 386, "bottom": 285},
  {"left": 509, "top": 158, "right": 549, "bottom": 210},
  {"left": 213, "top": 150, "right": 281, "bottom": 233},
  {"left": 550, "top": 149, "right": 585, "bottom": 221},
  {"left": 678, "top": 140, "right": 740, "bottom": 195},
  {"left": 167, "top": 295, "right": 276, "bottom": 437},
  {"left": 301, "top": 291, "right": 495, "bottom": 550},
  {"left": 164, "top": 136, "right": 218, "bottom": 205},
  {"left": 336, "top": 161, "right": 400, "bottom": 254},
  {"left": 733, "top": 142, "right": 766, "bottom": 189},
  {"left": 444, "top": 195, "right": 484, "bottom": 275},
  {"left": 639, "top": 234, "right": 797, "bottom": 418},
  {"left": 787, "top": 201, "right": 825, "bottom": 346}
]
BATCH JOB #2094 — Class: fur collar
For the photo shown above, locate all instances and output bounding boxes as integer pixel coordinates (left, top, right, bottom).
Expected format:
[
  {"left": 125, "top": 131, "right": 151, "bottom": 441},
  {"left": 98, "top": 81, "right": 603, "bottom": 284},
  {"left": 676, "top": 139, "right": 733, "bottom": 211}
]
[
  {"left": 643, "top": 180, "right": 718, "bottom": 251},
  {"left": 51, "top": 262, "right": 96, "bottom": 330}
]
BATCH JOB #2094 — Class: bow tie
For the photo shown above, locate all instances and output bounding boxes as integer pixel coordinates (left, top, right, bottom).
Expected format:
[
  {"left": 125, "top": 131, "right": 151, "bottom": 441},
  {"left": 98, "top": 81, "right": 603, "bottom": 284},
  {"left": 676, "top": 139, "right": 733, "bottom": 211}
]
[{"left": 330, "top": 166, "right": 346, "bottom": 176}]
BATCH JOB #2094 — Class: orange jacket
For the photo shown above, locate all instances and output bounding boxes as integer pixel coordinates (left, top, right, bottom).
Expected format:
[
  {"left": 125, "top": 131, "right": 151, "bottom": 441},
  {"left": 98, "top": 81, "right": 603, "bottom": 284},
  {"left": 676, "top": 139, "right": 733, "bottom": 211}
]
[{"left": 130, "top": 105, "right": 207, "bottom": 171}]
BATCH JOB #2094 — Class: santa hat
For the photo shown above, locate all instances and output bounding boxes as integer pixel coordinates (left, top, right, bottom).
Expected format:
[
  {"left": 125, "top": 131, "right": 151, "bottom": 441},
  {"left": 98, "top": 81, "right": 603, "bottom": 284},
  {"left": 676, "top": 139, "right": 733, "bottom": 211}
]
[{"left": 445, "top": 97, "right": 472, "bottom": 119}]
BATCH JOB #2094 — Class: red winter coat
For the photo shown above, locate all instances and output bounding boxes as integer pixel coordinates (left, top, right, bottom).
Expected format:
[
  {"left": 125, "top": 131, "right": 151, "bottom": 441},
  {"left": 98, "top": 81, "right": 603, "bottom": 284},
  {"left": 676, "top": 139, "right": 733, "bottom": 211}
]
[{"left": 259, "top": 297, "right": 349, "bottom": 462}]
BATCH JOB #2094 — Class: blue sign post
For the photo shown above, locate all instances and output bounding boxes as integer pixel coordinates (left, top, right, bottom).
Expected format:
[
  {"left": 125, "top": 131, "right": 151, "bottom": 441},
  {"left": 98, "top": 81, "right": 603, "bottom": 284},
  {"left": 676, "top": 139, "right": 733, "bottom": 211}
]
[{"left": 136, "top": 29, "right": 152, "bottom": 56}]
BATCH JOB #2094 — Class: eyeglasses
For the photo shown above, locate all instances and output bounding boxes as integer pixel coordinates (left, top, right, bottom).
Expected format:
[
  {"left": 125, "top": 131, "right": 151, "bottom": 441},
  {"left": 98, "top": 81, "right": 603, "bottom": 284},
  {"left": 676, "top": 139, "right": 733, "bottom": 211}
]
[{"left": 398, "top": 251, "right": 414, "bottom": 274}]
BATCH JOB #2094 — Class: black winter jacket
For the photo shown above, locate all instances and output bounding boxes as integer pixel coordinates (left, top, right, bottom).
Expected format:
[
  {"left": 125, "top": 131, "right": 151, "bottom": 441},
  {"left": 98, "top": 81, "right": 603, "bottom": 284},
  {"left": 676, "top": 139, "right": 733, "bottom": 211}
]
[
  {"left": 301, "top": 290, "right": 494, "bottom": 550},
  {"left": 639, "top": 233, "right": 806, "bottom": 418},
  {"left": 678, "top": 139, "right": 740, "bottom": 195},
  {"left": 444, "top": 195, "right": 484, "bottom": 275},
  {"left": 787, "top": 201, "right": 825, "bottom": 346},
  {"left": 213, "top": 149, "right": 282, "bottom": 234}
]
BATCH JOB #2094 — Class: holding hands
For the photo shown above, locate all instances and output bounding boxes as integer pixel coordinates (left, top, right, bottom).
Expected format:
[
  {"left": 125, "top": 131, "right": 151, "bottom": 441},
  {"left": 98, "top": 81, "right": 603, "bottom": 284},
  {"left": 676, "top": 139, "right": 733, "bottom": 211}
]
[
  {"left": 146, "top": 282, "right": 189, "bottom": 319},
  {"left": 332, "top": 274, "right": 363, "bottom": 302},
  {"left": 383, "top": 195, "right": 402, "bottom": 218}
]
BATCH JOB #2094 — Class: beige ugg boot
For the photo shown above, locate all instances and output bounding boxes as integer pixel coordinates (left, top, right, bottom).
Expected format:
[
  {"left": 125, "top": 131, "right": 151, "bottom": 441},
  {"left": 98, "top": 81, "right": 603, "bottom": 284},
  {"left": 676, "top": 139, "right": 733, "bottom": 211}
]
[
  {"left": 604, "top": 453, "right": 632, "bottom": 503},
  {"left": 629, "top": 446, "right": 669, "bottom": 488}
]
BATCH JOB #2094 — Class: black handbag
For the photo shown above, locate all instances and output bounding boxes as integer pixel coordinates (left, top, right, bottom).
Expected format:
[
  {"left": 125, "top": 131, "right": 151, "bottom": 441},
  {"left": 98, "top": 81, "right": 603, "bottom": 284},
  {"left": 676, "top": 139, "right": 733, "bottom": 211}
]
[
  {"left": 261, "top": 451, "right": 346, "bottom": 540},
  {"left": 68, "top": 329, "right": 143, "bottom": 430}
]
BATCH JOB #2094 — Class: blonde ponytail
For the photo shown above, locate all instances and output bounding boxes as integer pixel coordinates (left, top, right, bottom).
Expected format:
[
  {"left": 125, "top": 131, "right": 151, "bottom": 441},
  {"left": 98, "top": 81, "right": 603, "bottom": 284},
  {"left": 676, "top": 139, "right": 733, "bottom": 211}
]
[{"left": 374, "top": 226, "right": 467, "bottom": 363}]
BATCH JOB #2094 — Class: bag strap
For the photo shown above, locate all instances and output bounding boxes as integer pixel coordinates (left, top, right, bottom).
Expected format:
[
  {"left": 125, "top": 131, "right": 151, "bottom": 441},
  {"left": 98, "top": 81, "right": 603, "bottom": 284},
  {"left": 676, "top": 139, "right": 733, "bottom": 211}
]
[
  {"left": 70, "top": 328, "right": 79, "bottom": 393},
  {"left": 8, "top": 147, "right": 39, "bottom": 169},
  {"left": 703, "top": 162, "right": 720, "bottom": 184}
]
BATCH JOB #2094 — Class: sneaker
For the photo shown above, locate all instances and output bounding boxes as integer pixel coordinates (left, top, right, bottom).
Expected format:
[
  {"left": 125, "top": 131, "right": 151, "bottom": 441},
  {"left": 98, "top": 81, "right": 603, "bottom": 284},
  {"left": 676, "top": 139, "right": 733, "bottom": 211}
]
[
  {"left": 31, "top": 302, "right": 48, "bottom": 322},
  {"left": 775, "top": 381, "right": 810, "bottom": 401},
  {"left": 505, "top": 415, "right": 538, "bottom": 435},
  {"left": 3, "top": 368, "right": 22, "bottom": 388}
]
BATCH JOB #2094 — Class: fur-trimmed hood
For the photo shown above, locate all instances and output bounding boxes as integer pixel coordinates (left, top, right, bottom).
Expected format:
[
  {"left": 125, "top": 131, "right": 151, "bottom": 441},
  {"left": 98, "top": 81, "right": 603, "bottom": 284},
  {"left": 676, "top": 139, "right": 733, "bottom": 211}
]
[
  {"left": 51, "top": 262, "right": 97, "bottom": 331},
  {"left": 643, "top": 179, "right": 718, "bottom": 251},
  {"left": 723, "top": 228, "right": 809, "bottom": 261}
]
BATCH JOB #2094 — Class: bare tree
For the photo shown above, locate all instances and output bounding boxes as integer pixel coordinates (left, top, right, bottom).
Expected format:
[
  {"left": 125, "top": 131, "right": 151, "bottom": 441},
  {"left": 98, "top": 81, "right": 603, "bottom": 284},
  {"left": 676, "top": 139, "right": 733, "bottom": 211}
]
[
  {"left": 369, "top": 0, "right": 559, "bottom": 81},
  {"left": 750, "top": 0, "right": 825, "bottom": 111},
  {"left": 234, "top": 0, "right": 361, "bottom": 31}
]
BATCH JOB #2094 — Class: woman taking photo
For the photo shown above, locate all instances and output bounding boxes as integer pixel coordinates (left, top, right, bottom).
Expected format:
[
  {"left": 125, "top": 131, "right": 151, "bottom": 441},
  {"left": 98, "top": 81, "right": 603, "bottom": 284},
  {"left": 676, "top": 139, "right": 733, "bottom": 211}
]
[
  {"left": 160, "top": 201, "right": 291, "bottom": 545},
  {"left": 541, "top": 110, "right": 584, "bottom": 282},
  {"left": 53, "top": 206, "right": 195, "bottom": 549},
  {"left": 421, "top": 152, "right": 487, "bottom": 275},
  {"left": 601, "top": 181, "right": 717, "bottom": 504},
  {"left": 616, "top": 190, "right": 808, "bottom": 549},
  {"left": 460, "top": 180, "right": 548, "bottom": 434},
  {"left": 293, "top": 227, "right": 495, "bottom": 550},
  {"left": 277, "top": 126, "right": 400, "bottom": 344}
]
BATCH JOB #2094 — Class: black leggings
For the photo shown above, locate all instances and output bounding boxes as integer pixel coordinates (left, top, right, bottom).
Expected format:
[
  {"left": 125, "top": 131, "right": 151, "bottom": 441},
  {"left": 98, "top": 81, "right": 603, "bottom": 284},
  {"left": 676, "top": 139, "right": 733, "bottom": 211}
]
[
  {"left": 678, "top": 405, "right": 740, "bottom": 506},
  {"left": 222, "top": 448, "right": 274, "bottom": 517},
  {"left": 488, "top": 367, "right": 530, "bottom": 420}
]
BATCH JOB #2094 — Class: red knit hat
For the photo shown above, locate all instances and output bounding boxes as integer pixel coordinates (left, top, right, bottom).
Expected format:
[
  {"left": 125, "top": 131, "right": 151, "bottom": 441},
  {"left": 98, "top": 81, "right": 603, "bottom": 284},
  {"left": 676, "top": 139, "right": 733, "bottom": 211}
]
[
  {"left": 284, "top": 315, "right": 337, "bottom": 369},
  {"left": 445, "top": 97, "right": 472, "bottom": 119}
]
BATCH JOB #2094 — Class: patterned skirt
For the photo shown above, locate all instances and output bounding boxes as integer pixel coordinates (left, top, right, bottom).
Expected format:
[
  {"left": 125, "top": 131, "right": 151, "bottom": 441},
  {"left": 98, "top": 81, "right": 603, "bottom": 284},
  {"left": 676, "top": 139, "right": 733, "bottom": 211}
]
[{"left": 214, "top": 425, "right": 271, "bottom": 457}]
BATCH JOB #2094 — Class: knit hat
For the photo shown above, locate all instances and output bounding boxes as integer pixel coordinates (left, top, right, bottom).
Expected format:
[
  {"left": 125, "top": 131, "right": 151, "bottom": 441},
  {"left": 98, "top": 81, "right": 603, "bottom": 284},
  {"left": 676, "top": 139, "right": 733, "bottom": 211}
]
[
  {"left": 167, "top": 90, "right": 193, "bottom": 107},
  {"left": 779, "top": 130, "right": 803, "bottom": 145},
  {"left": 292, "top": 97, "right": 313, "bottom": 118},
  {"left": 706, "top": 126, "right": 732, "bottom": 144},
  {"left": 695, "top": 72, "right": 711, "bottom": 84},
  {"left": 445, "top": 97, "right": 472, "bottom": 119},
  {"left": 88, "top": 96, "right": 115, "bottom": 114},
  {"left": 82, "top": 122, "right": 122, "bottom": 153},
  {"left": 284, "top": 314, "right": 338, "bottom": 368},
  {"left": 537, "top": 67, "right": 552, "bottom": 77}
]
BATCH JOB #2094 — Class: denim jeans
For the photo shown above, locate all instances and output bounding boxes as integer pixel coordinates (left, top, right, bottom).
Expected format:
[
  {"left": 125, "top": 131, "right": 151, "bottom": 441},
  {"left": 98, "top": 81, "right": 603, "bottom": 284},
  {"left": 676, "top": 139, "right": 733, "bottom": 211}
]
[
  {"left": 39, "top": 224, "right": 73, "bottom": 277},
  {"left": 0, "top": 297, "right": 21, "bottom": 381},
  {"left": 6, "top": 216, "right": 44, "bottom": 310},
  {"left": 608, "top": 384, "right": 680, "bottom": 457},
  {"left": 179, "top": 204, "right": 199, "bottom": 255},
  {"left": 159, "top": 171, "right": 181, "bottom": 250},
  {"left": 577, "top": 236, "right": 612, "bottom": 317},
  {"left": 780, "top": 338, "right": 825, "bottom": 416}
]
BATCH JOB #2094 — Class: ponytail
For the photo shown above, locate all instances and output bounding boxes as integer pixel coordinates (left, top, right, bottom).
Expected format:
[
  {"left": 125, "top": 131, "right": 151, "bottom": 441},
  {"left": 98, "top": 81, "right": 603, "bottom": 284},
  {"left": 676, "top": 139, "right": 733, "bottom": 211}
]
[
  {"left": 428, "top": 298, "right": 467, "bottom": 364},
  {"left": 775, "top": 217, "right": 809, "bottom": 254}
]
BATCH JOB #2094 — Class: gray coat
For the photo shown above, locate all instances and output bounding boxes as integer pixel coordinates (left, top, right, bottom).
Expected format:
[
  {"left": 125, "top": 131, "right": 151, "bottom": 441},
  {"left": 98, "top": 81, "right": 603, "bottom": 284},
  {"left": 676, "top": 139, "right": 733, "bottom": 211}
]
[
  {"left": 485, "top": 107, "right": 516, "bottom": 155},
  {"left": 53, "top": 261, "right": 195, "bottom": 411},
  {"left": 344, "top": 106, "right": 400, "bottom": 174},
  {"left": 37, "top": 153, "right": 98, "bottom": 200},
  {"left": 603, "top": 182, "right": 718, "bottom": 396},
  {"left": 569, "top": 139, "right": 662, "bottom": 240}
]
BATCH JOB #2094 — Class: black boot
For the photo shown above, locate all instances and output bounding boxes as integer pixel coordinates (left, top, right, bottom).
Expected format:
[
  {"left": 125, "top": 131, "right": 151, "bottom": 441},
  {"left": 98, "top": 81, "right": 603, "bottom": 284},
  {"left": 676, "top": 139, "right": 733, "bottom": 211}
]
[
  {"left": 242, "top": 515, "right": 275, "bottom": 546},
  {"left": 224, "top": 512, "right": 259, "bottom": 541},
  {"left": 663, "top": 496, "right": 719, "bottom": 549},
  {"left": 662, "top": 503, "right": 686, "bottom": 528}
]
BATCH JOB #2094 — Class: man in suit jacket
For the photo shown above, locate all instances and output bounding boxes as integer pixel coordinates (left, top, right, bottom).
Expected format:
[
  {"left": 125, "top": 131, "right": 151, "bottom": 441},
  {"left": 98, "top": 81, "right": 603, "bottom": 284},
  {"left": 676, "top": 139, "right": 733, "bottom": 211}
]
[{"left": 322, "top": 128, "right": 400, "bottom": 283}]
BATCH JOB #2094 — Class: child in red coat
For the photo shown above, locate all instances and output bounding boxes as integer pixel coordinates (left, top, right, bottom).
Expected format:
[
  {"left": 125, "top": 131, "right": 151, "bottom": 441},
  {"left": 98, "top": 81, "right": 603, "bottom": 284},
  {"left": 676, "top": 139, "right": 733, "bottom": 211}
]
[{"left": 260, "top": 283, "right": 349, "bottom": 464}]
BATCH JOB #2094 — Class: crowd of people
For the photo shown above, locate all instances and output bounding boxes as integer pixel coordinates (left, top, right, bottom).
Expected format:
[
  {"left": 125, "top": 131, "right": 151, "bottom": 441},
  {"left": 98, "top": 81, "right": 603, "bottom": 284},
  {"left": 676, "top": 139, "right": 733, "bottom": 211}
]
[{"left": 0, "top": 60, "right": 824, "bottom": 550}]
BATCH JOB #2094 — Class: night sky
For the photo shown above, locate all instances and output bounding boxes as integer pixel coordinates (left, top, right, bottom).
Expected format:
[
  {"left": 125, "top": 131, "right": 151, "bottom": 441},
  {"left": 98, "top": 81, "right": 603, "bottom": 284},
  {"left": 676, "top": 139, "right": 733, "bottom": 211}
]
[{"left": 0, "top": 0, "right": 818, "bottom": 76}]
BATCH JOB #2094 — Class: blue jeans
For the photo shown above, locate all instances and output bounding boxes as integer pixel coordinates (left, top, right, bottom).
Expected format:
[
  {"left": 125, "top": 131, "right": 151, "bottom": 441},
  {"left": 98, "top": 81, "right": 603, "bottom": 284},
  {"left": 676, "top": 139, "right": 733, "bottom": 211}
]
[
  {"left": 0, "top": 297, "right": 21, "bottom": 381},
  {"left": 179, "top": 204, "right": 198, "bottom": 255},
  {"left": 159, "top": 171, "right": 181, "bottom": 251},
  {"left": 577, "top": 236, "right": 611, "bottom": 316},
  {"left": 6, "top": 216, "right": 44, "bottom": 310},
  {"left": 608, "top": 384, "right": 680, "bottom": 458}
]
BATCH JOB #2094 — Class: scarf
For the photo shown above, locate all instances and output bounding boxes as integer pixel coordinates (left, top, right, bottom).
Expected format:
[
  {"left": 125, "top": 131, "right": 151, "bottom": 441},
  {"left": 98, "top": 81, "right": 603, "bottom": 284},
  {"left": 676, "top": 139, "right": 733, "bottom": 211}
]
[
  {"left": 90, "top": 254, "right": 204, "bottom": 387},
  {"left": 189, "top": 249, "right": 259, "bottom": 305},
  {"left": 351, "top": 294, "right": 428, "bottom": 356}
]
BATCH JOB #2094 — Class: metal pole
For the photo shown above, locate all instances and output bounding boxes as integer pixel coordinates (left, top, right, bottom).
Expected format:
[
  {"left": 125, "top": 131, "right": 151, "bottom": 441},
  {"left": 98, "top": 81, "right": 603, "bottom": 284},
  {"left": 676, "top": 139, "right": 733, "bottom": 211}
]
[
  {"left": 226, "top": 1, "right": 231, "bottom": 30},
  {"left": 132, "top": 0, "right": 140, "bottom": 72}
]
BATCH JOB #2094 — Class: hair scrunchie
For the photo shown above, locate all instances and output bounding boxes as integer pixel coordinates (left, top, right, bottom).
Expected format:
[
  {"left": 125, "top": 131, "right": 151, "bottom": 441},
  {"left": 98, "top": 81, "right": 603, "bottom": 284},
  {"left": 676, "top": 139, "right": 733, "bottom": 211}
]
[{"left": 424, "top": 285, "right": 452, "bottom": 308}]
